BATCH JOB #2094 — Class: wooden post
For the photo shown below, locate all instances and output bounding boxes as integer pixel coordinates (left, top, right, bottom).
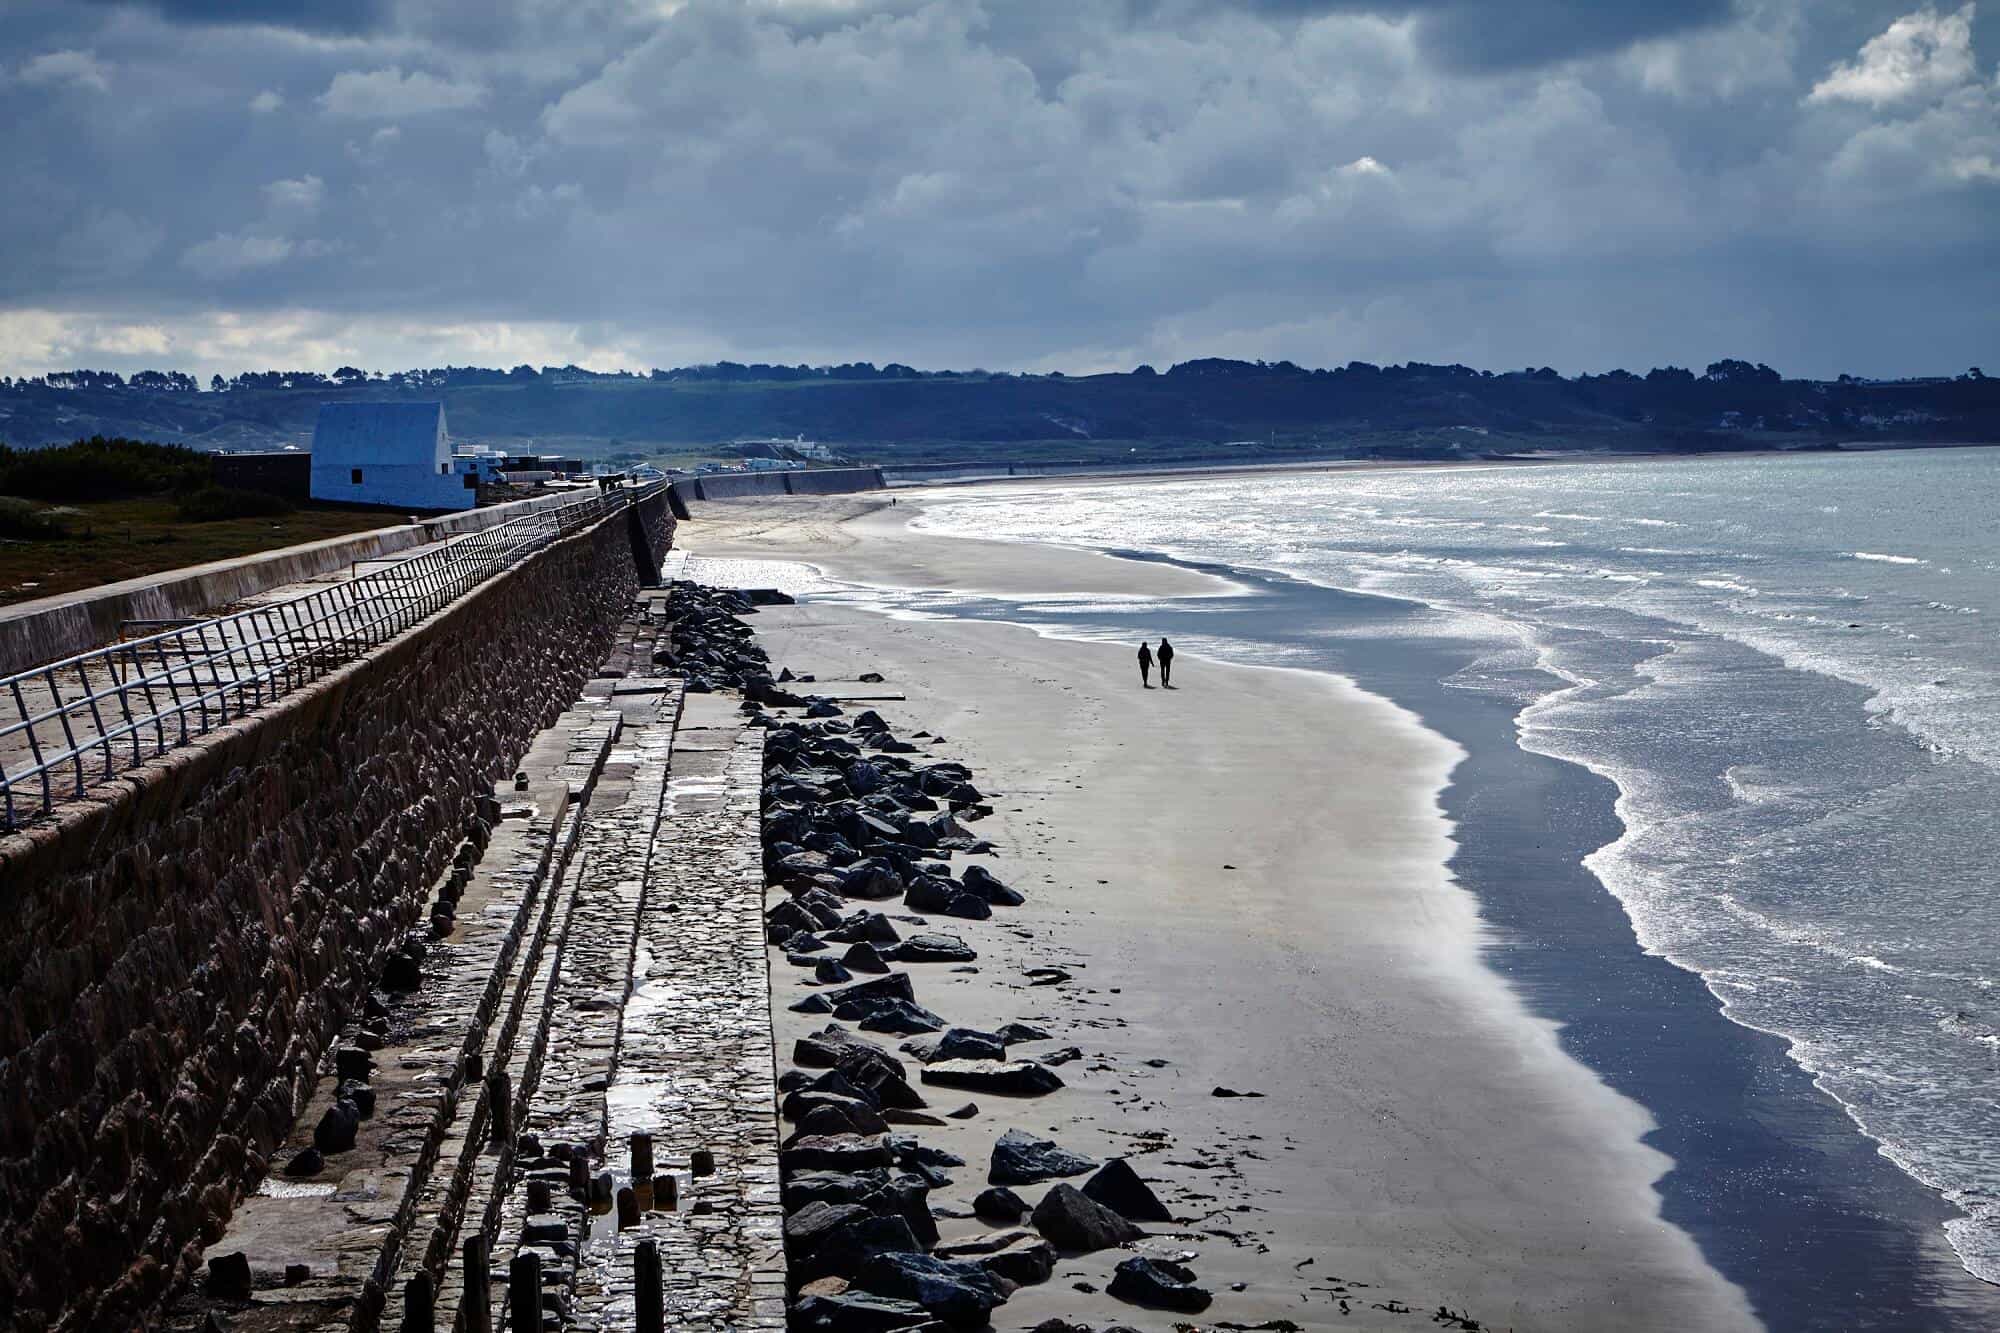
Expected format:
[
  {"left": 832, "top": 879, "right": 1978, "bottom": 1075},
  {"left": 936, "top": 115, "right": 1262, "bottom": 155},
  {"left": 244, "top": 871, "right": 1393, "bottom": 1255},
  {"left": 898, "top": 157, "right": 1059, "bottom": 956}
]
[
  {"left": 486, "top": 1070, "right": 512, "bottom": 1145},
  {"left": 399, "top": 1271, "right": 434, "bottom": 1332},
  {"left": 507, "top": 1252, "right": 540, "bottom": 1333},
  {"left": 635, "top": 1239, "right": 665, "bottom": 1333},
  {"left": 461, "top": 1235, "right": 492, "bottom": 1333},
  {"left": 629, "top": 1131, "right": 654, "bottom": 1181}
]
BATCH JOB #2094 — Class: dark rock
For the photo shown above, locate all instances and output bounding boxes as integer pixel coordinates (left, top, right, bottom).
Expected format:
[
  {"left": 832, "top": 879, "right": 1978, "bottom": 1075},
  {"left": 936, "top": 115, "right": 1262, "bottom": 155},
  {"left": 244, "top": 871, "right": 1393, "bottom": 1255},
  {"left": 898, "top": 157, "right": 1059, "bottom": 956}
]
[
  {"left": 921, "top": 1060, "right": 1064, "bottom": 1097},
  {"left": 994, "top": 1023, "right": 1052, "bottom": 1044},
  {"left": 205, "top": 1251, "right": 252, "bottom": 1300},
  {"left": 790, "top": 993, "right": 837, "bottom": 1015},
  {"left": 791, "top": 1291, "right": 935, "bottom": 1331},
  {"left": 1028, "top": 1322, "right": 1094, "bottom": 1333},
  {"left": 852, "top": 1252, "right": 1011, "bottom": 1327},
  {"left": 890, "top": 934, "right": 977, "bottom": 964},
  {"left": 827, "top": 911, "right": 902, "bottom": 945},
  {"left": 853, "top": 999, "right": 948, "bottom": 1035},
  {"left": 1042, "top": 1047, "right": 1084, "bottom": 1066},
  {"left": 972, "top": 1186, "right": 1029, "bottom": 1223},
  {"left": 843, "top": 942, "right": 891, "bottom": 975},
  {"left": 1211, "top": 1086, "right": 1266, "bottom": 1098},
  {"left": 827, "top": 972, "right": 916, "bottom": 1009},
  {"left": 767, "top": 900, "right": 819, "bottom": 938},
  {"left": 313, "top": 1099, "right": 361, "bottom": 1153},
  {"left": 933, "top": 1232, "right": 1057, "bottom": 1287},
  {"left": 783, "top": 1090, "right": 890, "bottom": 1135},
  {"left": 782, "top": 1134, "right": 896, "bottom": 1173},
  {"left": 890, "top": 1137, "right": 966, "bottom": 1172},
  {"left": 283, "top": 1147, "right": 324, "bottom": 1177},
  {"left": 816, "top": 958, "right": 855, "bottom": 985},
  {"left": 786, "top": 1201, "right": 925, "bottom": 1281},
  {"left": 381, "top": 949, "right": 422, "bottom": 992},
  {"left": 334, "top": 1048, "right": 373, "bottom": 1082},
  {"left": 961, "top": 865, "right": 1024, "bottom": 906},
  {"left": 841, "top": 858, "right": 905, "bottom": 900},
  {"left": 880, "top": 1108, "right": 947, "bottom": 1127},
  {"left": 933, "top": 1028, "right": 1005, "bottom": 1062},
  {"left": 784, "top": 1169, "right": 939, "bottom": 1249},
  {"left": 787, "top": 932, "right": 830, "bottom": 954},
  {"left": 795, "top": 1105, "right": 870, "bottom": 1140},
  {"left": 903, "top": 877, "right": 992, "bottom": 920},
  {"left": 1082, "top": 1159, "right": 1174, "bottom": 1223},
  {"left": 1107, "top": 1256, "right": 1212, "bottom": 1312},
  {"left": 1032, "top": 1184, "right": 1141, "bottom": 1252},
  {"left": 988, "top": 1129, "right": 1097, "bottom": 1186},
  {"left": 945, "top": 1103, "right": 979, "bottom": 1120},
  {"left": 898, "top": 1034, "right": 942, "bottom": 1063},
  {"left": 336, "top": 1078, "right": 376, "bottom": 1118}
]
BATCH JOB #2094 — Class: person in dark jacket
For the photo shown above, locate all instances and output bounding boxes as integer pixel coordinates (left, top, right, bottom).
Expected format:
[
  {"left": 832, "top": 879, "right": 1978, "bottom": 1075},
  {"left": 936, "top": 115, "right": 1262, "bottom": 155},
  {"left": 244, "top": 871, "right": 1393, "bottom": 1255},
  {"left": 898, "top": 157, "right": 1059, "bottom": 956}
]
[
  {"left": 1138, "top": 641, "right": 1154, "bottom": 688},
  {"left": 1157, "top": 638, "right": 1175, "bottom": 687}
]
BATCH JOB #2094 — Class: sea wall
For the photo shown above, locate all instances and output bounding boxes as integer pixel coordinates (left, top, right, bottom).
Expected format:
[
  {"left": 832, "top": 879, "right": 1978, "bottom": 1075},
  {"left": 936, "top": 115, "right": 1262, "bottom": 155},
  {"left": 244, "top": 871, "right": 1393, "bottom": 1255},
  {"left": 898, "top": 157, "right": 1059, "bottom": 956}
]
[
  {"left": 669, "top": 466, "right": 885, "bottom": 503},
  {"left": 0, "top": 502, "right": 673, "bottom": 1332},
  {"left": 0, "top": 488, "right": 617, "bottom": 677}
]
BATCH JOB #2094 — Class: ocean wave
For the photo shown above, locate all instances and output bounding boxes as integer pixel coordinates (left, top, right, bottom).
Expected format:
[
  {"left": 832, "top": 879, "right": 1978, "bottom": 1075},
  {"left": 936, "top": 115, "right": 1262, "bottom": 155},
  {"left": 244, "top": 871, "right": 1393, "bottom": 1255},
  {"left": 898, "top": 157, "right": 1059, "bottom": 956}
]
[{"left": 1850, "top": 551, "right": 1929, "bottom": 565}]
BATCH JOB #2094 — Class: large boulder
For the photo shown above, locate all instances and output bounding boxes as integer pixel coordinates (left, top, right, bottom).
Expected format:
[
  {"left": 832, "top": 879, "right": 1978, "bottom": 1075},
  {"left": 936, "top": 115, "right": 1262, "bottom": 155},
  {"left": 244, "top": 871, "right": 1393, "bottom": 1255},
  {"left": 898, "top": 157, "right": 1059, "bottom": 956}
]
[
  {"left": 783, "top": 1169, "right": 939, "bottom": 1248},
  {"left": 888, "top": 934, "right": 976, "bottom": 964},
  {"left": 972, "top": 1186, "right": 1028, "bottom": 1223},
  {"left": 1031, "top": 1184, "right": 1141, "bottom": 1253},
  {"left": 791, "top": 1291, "right": 935, "bottom": 1331},
  {"left": 921, "top": 1060, "right": 1063, "bottom": 1097},
  {"left": 841, "top": 858, "right": 905, "bottom": 900},
  {"left": 826, "top": 911, "right": 902, "bottom": 945},
  {"left": 988, "top": 1129, "right": 1098, "bottom": 1185},
  {"left": 787, "top": 1202, "right": 924, "bottom": 1281},
  {"left": 934, "top": 1230, "right": 1056, "bottom": 1287},
  {"left": 782, "top": 1091, "right": 890, "bottom": 1136},
  {"left": 1081, "top": 1158, "right": 1174, "bottom": 1223},
  {"left": 933, "top": 1028, "right": 1005, "bottom": 1063},
  {"left": 853, "top": 999, "right": 948, "bottom": 1036},
  {"left": 961, "top": 865, "right": 1025, "bottom": 907},
  {"left": 781, "top": 1134, "right": 895, "bottom": 1173},
  {"left": 1107, "top": 1256, "right": 1212, "bottom": 1312},
  {"left": 904, "top": 877, "right": 992, "bottom": 921},
  {"left": 853, "top": 1252, "right": 1012, "bottom": 1328}
]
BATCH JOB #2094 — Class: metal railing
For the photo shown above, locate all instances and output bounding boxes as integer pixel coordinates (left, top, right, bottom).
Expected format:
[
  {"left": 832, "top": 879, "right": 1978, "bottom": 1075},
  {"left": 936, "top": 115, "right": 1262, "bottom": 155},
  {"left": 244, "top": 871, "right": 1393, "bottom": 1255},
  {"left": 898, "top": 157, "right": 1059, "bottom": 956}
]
[{"left": 0, "top": 482, "right": 665, "bottom": 830}]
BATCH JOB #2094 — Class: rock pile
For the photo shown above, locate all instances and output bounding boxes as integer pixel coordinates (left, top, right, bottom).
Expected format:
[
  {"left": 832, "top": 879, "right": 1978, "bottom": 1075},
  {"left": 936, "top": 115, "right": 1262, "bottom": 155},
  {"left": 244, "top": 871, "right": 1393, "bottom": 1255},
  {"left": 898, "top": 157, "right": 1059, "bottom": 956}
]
[{"left": 722, "top": 606, "right": 1216, "bottom": 1331}]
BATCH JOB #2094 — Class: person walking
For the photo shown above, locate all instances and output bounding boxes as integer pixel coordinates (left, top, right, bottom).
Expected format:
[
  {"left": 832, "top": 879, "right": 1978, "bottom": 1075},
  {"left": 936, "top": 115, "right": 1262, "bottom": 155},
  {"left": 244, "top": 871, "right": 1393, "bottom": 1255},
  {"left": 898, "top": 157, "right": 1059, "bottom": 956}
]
[
  {"left": 1137, "top": 641, "right": 1154, "bottom": 688},
  {"left": 1157, "top": 637, "right": 1175, "bottom": 688}
]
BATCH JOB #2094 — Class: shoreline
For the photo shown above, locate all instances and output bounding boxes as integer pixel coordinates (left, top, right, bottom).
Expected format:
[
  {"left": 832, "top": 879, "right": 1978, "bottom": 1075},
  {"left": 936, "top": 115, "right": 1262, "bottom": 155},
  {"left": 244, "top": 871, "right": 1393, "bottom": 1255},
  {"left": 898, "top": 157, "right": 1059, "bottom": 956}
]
[{"left": 683, "top": 506, "right": 1762, "bottom": 1328}]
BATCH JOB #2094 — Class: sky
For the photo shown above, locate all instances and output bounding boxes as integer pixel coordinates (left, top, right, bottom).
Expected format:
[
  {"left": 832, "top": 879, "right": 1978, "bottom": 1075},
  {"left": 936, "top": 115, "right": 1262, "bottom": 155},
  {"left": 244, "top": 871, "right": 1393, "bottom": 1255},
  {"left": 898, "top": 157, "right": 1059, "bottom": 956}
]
[{"left": 0, "top": 0, "right": 1996, "bottom": 381}]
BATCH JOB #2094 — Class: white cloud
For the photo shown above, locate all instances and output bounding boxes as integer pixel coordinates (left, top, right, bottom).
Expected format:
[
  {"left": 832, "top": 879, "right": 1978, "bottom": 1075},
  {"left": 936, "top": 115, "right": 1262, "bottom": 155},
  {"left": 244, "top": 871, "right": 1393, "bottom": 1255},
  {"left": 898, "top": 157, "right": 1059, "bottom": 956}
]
[
  {"left": 249, "top": 89, "right": 284, "bottom": 113},
  {"left": 261, "top": 174, "right": 325, "bottom": 217},
  {"left": 1809, "top": 4, "right": 1977, "bottom": 107},
  {"left": 18, "top": 49, "right": 110, "bottom": 92},
  {"left": 319, "top": 66, "right": 486, "bottom": 118},
  {"left": 1950, "top": 152, "right": 2000, "bottom": 179},
  {"left": 345, "top": 125, "right": 402, "bottom": 165},
  {"left": 180, "top": 231, "right": 296, "bottom": 280}
]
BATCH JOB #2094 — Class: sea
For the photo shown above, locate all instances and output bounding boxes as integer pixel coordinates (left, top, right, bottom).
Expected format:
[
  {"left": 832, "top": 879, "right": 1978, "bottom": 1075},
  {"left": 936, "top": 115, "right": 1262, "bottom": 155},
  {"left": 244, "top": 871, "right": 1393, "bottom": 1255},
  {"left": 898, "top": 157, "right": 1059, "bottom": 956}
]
[{"left": 873, "top": 447, "right": 2000, "bottom": 1327}]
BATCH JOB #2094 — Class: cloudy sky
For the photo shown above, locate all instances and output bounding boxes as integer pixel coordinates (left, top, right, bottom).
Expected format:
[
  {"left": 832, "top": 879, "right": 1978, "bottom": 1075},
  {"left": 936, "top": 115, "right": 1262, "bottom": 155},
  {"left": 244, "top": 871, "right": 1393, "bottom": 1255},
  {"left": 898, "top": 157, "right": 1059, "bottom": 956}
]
[{"left": 1, "top": 0, "right": 1996, "bottom": 379}]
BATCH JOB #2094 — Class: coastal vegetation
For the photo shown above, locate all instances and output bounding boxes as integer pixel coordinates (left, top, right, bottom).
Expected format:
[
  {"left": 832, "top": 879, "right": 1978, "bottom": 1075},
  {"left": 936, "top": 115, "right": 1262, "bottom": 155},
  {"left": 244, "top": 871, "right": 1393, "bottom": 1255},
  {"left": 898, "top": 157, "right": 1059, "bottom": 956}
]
[{"left": 0, "top": 436, "right": 400, "bottom": 605}]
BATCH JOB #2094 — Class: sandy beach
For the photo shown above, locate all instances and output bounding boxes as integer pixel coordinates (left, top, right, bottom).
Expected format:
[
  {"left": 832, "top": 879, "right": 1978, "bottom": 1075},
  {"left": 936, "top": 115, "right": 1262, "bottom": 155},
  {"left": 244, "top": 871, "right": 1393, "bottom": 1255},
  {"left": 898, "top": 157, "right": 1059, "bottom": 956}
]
[{"left": 683, "top": 493, "right": 1758, "bottom": 1331}]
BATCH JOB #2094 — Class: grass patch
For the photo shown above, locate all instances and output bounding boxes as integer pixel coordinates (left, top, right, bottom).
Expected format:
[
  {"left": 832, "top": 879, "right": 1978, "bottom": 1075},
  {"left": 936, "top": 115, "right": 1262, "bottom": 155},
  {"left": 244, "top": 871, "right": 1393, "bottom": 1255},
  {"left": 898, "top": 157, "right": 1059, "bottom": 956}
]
[{"left": 0, "top": 497, "right": 408, "bottom": 606}]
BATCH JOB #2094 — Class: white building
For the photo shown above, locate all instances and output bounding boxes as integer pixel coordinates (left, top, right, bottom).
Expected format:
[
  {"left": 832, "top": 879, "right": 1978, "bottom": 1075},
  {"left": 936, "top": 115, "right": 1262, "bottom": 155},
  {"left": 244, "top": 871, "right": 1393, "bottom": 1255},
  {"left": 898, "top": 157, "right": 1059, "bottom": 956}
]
[{"left": 309, "top": 402, "right": 483, "bottom": 511}]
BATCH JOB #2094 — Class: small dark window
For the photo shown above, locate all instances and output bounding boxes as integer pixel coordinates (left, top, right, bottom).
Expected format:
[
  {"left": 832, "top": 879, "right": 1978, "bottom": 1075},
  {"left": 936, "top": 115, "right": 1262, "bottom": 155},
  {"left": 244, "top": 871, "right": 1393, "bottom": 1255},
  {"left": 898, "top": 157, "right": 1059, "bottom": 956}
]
[
  {"left": 464, "top": 474, "right": 479, "bottom": 489},
  {"left": 440, "top": 463, "right": 450, "bottom": 475},
  {"left": 351, "top": 468, "right": 363, "bottom": 485}
]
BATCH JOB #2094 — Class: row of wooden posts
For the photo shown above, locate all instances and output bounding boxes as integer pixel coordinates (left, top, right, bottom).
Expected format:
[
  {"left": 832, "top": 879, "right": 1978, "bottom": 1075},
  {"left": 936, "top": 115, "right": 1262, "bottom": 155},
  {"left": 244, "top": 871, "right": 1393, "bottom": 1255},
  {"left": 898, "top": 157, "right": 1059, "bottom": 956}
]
[{"left": 395, "top": 1127, "right": 705, "bottom": 1333}]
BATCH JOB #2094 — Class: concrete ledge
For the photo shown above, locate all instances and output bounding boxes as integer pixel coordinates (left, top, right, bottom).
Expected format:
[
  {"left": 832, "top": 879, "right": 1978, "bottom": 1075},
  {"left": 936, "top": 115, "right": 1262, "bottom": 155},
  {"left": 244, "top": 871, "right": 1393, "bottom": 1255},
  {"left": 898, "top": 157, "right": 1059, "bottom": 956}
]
[{"left": 0, "top": 488, "right": 602, "bottom": 676}]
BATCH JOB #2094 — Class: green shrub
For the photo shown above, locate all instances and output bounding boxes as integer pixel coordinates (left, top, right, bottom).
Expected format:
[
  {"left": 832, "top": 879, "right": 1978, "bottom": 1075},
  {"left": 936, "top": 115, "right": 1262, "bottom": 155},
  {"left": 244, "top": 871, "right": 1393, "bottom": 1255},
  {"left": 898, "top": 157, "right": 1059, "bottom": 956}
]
[
  {"left": 0, "top": 436, "right": 210, "bottom": 502},
  {"left": 0, "top": 496, "right": 68, "bottom": 539},
  {"left": 174, "top": 486, "right": 294, "bottom": 522}
]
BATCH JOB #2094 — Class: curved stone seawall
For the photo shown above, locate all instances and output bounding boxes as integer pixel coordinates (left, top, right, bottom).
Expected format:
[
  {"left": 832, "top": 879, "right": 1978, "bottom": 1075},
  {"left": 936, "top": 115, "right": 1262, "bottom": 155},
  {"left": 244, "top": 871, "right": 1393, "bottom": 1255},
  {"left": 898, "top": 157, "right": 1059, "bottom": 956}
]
[
  {"left": 670, "top": 466, "right": 884, "bottom": 503},
  {"left": 0, "top": 496, "right": 672, "bottom": 1332}
]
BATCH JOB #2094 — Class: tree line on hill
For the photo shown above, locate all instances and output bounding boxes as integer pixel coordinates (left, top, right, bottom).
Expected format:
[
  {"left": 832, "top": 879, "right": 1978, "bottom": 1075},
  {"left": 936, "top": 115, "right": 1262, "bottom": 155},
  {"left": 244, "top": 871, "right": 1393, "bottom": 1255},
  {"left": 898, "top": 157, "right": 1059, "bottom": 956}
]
[{"left": 1, "top": 357, "right": 1993, "bottom": 460}]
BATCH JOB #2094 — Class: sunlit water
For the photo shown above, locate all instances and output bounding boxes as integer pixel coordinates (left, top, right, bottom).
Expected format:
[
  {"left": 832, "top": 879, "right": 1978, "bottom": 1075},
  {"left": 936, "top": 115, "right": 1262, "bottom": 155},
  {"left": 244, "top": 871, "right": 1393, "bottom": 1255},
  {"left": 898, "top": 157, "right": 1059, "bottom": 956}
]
[{"left": 912, "top": 448, "right": 2000, "bottom": 1285}]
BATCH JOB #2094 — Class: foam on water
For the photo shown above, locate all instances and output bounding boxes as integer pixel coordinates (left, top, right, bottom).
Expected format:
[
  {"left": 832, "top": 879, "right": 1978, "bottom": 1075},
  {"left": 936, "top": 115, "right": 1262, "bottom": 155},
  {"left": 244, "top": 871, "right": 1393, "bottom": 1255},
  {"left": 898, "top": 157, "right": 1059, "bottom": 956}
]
[{"left": 914, "top": 448, "right": 2000, "bottom": 1286}]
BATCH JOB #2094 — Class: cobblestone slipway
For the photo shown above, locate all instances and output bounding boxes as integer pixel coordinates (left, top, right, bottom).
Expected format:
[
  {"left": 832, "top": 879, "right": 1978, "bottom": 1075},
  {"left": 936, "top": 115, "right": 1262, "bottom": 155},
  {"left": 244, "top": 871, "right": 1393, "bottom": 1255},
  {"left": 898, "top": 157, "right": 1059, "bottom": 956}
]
[{"left": 172, "top": 592, "right": 784, "bottom": 1332}]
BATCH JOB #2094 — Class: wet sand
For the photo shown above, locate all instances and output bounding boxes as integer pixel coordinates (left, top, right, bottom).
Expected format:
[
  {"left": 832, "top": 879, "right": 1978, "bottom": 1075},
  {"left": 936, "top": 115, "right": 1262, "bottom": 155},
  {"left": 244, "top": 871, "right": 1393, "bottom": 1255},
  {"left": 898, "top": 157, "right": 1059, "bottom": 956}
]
[{"left": 684, "top": 495, "right": 1759, "bottom": 1330}]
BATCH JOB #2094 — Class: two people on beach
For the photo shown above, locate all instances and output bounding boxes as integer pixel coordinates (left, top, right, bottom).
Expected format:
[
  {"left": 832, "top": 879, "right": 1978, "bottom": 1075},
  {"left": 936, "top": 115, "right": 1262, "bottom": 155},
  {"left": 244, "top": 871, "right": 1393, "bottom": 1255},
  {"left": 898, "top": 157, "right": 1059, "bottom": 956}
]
[{"left": 1138, "top": 638, "right": 1175, "bottom": 689}]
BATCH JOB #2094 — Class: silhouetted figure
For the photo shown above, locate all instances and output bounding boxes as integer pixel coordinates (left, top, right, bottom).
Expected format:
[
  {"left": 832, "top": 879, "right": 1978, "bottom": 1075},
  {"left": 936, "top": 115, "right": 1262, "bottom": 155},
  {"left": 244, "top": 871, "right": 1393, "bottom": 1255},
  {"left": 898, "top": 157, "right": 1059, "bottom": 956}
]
[
  {"left": 1137, "top": 642, "right": 1154, "bottom": 688},
  {"left": 1158, "top": 638, "right": 1175, "bottom": 688}
]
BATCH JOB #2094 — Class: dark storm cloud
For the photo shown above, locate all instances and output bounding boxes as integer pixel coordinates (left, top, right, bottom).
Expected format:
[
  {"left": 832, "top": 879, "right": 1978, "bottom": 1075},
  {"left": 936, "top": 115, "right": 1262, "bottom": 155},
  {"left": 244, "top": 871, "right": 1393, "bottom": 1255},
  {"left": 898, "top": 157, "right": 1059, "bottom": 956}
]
[
  {"left": 1183, "top": 0, "right": 1738, "bottom": 68},
  {"left": 73, "top": 0, "right": 395, "bottom": 34},
  {"left": 0, "top": 0, "right": 1995, "bottom": 379}
]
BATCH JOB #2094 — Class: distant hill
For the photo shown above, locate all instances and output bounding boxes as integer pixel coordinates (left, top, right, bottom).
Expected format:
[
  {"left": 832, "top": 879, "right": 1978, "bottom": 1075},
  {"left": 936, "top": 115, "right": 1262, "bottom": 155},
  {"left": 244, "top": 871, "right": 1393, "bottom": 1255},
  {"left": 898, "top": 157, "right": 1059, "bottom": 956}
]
[{"left": 2, "top": 359, "right": 1994, "bottom": 467}]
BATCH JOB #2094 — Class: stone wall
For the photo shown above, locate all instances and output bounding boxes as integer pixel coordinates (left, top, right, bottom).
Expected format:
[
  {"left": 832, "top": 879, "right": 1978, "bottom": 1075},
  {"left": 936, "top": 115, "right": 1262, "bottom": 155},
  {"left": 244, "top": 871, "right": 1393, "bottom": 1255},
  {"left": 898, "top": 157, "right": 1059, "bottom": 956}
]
[
  {"left": 670, "top": 466, "right": 884, "bottom": 503},
  {"left": 0, "top": 504, "right": 673, "bottom": 1332}
]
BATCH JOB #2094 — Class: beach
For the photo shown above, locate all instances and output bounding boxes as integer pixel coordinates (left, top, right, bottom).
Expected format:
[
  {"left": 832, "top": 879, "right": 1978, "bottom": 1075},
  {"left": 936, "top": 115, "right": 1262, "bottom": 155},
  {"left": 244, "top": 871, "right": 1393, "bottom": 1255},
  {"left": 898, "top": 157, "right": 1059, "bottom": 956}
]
[{"left": 682, "top": 493, "right": 1760, "bottom": 1331}]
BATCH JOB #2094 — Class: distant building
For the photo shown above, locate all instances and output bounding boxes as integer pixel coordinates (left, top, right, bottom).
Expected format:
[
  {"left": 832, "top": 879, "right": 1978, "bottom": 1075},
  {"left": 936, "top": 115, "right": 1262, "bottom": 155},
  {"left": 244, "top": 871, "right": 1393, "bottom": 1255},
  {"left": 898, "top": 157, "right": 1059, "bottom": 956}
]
[{"left": 309, "top": 402, "right": 482, "bottom": 510}]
